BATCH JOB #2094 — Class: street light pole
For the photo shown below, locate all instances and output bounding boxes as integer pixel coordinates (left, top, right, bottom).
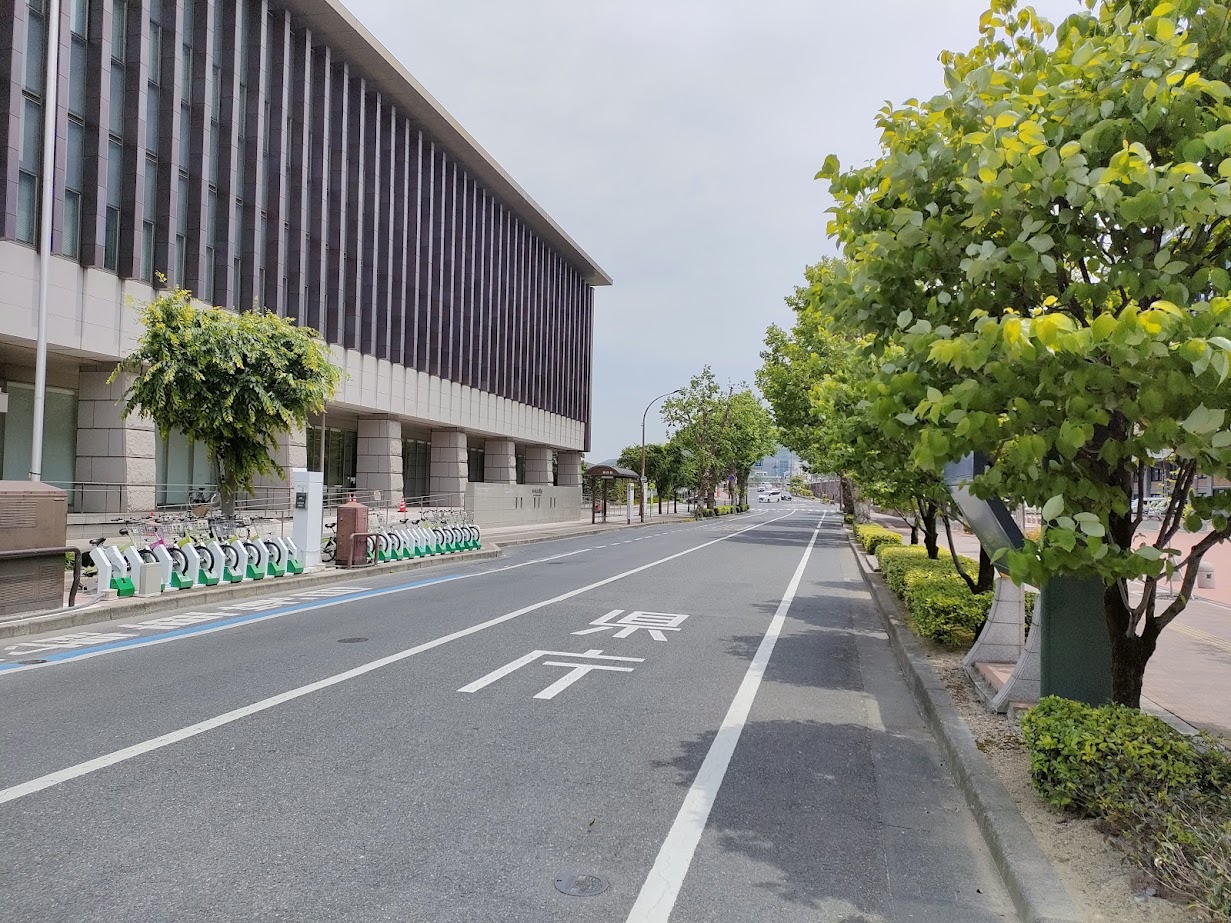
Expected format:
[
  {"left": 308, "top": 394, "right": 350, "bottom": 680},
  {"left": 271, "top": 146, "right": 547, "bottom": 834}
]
[{"left": 641, "top": 388, "right": 682, "bottom": 523}]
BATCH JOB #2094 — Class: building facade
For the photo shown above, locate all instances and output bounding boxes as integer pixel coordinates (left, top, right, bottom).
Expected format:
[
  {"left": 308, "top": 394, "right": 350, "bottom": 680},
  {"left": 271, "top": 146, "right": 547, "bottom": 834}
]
[
  {"left": 751, "top": 446, "right": 804, "bottom": 486},
  {"left": 0, "top": 0, "right": 609, "bottom": 525}
]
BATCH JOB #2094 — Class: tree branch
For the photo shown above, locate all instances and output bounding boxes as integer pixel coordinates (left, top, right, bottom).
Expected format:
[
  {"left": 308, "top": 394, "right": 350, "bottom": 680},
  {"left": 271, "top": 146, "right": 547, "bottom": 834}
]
[{"left": 942, "top": 512, "right": 978, "bottom": 593}]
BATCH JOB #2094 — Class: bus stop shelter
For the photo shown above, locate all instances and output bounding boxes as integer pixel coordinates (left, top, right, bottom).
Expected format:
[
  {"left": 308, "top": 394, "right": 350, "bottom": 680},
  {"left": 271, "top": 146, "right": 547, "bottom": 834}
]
[{"left": 586, "top": 464, "right": 640, "bottom": 524}]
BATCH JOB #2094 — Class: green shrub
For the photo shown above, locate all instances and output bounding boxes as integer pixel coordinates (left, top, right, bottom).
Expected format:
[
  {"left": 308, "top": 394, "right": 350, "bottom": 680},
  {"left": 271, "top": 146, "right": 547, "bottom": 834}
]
[
  {"left": 842, "top": 513, "right": 855, "bottom": 524},
  {"left": 1021, "top": 696, "right": 1206, "bottom": 816},
  {"left": 854, "top": 523, "right": 903, "bottom": 554},
  {"left": 901, "top": 574, "right": 993, "bottom": 647},
  {"left": 876, "top": 545, "right": 969, "bottom": 596},
  {"left": 716, "top": 505, "right": 733, "bottom": 515},
  {"left": 875, "top": 545, "right": 988, "bottom": 647},
  {"left": 1021, "top": 696, "right": 1231, "bottom": 919}
]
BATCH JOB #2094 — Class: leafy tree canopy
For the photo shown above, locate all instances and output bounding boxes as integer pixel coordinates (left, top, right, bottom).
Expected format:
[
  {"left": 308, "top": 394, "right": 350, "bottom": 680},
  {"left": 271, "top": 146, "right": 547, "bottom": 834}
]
[
  {"left": 113, "top": 287, "right": 342, "bottom": 511},
  {"left": 816, "top": 0, "right": 1231, "bottom": 704}
]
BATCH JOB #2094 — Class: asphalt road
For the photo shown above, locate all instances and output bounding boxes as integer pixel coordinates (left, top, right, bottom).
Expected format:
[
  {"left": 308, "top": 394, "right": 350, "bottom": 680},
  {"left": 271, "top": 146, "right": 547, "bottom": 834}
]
[{"left": 0, "top": 508, "right": 1016, "bottom": 922}]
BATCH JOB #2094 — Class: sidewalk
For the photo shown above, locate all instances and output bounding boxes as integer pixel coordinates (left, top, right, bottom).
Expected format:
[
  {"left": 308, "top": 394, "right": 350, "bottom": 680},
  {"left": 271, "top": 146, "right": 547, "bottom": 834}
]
[
  {"left": 1, "top": 507, "right": 706, "bottom": 642},
  {"left": 867, "top": 511, "right": 1231, "bottom": 738}
]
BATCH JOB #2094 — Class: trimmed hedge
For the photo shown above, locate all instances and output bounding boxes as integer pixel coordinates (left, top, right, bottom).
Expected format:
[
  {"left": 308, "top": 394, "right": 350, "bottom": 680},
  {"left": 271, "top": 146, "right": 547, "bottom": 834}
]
[
  {"left": 854, "top": 523, "right": 903, "bottom": 554},
  {"left": 1022, "top": 696, "right": 1231, "bottom": 919},
  {"left": 875, "top": 544, "right": 992, "bottom": 647},
  {"left": 1021, "top": 696, "right": 1209, "bottom": 815}
]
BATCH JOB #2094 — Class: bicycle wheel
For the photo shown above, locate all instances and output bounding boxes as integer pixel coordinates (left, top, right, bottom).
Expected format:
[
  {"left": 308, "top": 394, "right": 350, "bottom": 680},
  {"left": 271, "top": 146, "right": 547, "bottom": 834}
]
[
  {"left": 196, "top": 544, "right": 215, "bottom": 572},
  {"left": 264, "top": 539, "right": 283, "bottom": 565},
  {"left": 168, "top": 546, "right": 188, "bottom": 575},
  {"left": 222, "top": 544, "right": 240, "bottom": 571},
  {"left": 322, "top": 537, "right": 336, "bottom": 563}
]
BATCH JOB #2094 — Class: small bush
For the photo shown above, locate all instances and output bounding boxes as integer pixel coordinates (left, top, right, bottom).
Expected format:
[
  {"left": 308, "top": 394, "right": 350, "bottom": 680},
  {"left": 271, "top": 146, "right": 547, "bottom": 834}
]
[
  {"left": 1022, "top": 696, "right": 1231, "bottom": 919},
  {"left": 1021, "top": 696, "right": 1207, "bottom": 816},
  {"left": 854, "top": 523, "right": 903, "bottom": 554},
  {"left": 875, "top": 545, "right": 988, "bottom": 647},
  {"left": 901, "top": 575, "right": 992, "bottom": 647},
  {"left": 716, "top": 505, "right": 733, "bottom": 515},
  {"left": 876, "top": 545, "right": 973, "bottom": 596},
  {"left": 842, "top": 513, "right": 855, "bottom": 524}
]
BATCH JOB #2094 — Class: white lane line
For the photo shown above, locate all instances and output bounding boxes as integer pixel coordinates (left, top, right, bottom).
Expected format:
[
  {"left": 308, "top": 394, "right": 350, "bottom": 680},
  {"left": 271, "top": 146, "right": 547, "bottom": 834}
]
[
  {"left": 625, "top": 512, "right": 823, "bottom": 923},
  {"left": 0, "top": 512, "right": 794, "bottom": 808}
]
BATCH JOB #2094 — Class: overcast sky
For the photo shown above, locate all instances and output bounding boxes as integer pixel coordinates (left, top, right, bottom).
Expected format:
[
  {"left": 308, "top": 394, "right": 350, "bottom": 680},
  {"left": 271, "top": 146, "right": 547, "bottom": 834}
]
[{"left": 346, "top": 0, "right": 1078, "bottom": 462}]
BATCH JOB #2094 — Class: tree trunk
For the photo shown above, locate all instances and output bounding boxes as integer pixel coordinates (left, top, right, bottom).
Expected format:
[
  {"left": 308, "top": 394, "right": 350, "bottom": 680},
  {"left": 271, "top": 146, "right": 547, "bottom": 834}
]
[
  {"left": 921, "top": 502, "right": 939, "bottom": 559},
  {"left": 976, "top": 547, "right": 995, "bottom": 594},
  {"left": 840, "top": 476, "right": 856, "bottom": 516},
  {"left": 1103, "top": 581, "right": 1158, "bottom": 708},
  {"left": 909, "top": 523, "right": 918, "bottom": 545}
]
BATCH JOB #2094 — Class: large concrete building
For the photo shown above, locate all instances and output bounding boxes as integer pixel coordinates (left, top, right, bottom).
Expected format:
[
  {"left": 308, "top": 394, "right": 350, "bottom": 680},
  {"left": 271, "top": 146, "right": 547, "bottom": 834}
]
[{"left": 0, "top": 0, "right": 609, "bottom": 525}]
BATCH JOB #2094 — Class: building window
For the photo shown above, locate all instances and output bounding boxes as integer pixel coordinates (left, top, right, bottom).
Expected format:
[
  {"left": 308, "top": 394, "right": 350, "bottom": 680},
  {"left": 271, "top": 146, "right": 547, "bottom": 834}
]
[
  {"left": 467, "top": 447, "right": 485, "bottom": 483},
  {"left": 402, "top": 438, "right": 430, "bottom": 499},
  {"left": 105, "top": 3, "right": 127, "bottom": 272},
  {"left": 62, "top": 4, "right": 89, "bottom": 259},
  {"left": 306, "top": 425, "right": 357, "bottom": 494},
  {"left": 0, "top": 382, "right": 78, "bottom": 493},
  {"left": 516, "top": 450, "right": 526, "bottom": 485},
  {"left": 155, "top": 429, "right": 217, "bottom": 506},
  {"left": 141, "top": 157, "right": 157, "bottom": 281},
  {"left": 17, "top": 0, "right": 48, "bottom": 245}
]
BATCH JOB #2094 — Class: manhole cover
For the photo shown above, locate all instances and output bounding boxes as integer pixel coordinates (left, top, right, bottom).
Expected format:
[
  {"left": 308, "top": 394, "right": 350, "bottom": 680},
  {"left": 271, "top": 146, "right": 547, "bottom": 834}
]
[
  {"left": 554, "top": 873, "right": 609, "bottom": 897},
  {"left": 18, "top": 659, "right": 47, "bottom": 665},
  {"left": 337, "top": 637, "right": 368, "bottom": 643}
]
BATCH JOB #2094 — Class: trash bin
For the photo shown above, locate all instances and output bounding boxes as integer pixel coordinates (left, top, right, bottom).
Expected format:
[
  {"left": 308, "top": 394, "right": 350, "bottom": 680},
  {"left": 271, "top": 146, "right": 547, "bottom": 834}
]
[{"left": 1198, "top": 560, "right": 1216, "bottom": 590}]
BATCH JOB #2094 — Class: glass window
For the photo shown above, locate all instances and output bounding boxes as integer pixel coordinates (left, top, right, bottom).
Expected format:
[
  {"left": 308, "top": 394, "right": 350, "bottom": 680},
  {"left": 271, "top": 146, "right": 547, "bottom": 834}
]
[
  {"left": 146, "top": 83, "right": 160, "bottom": 150},
  {"left": 69, "top": 37, "right": 87, "bottom": 116},
  {"left": 66, "top": 119, "right": 84, "bottom": 189},
  {"left": 107, "top": 137, "right": 123, "bottom": 207},
  {"left": 144, "top": 157, "right": 157, "bottom": 223},
  {"left": 24, "top": 10, "right": 45, "bottom": 94},
  {"left": 179, "top": 101, "right": 191, "bottom": 164},
  {"left": 516, "top": 451, "right": 526, "bottom": 485},
  {"left": 111, "top": 0, "right": 126, "bottom": 61},
  {"left": 104, "top": 207, "right": 119, "bottom": 269},
  {"left": 63, "top": 191, "right": 80, "bottom": 259},
  {"left": 110, "top": 63, "right": 125, "bottom": 136},
  {"left": 0, "top": 383, "right": 77, "bottom": 491},
  {"left": 155, "top": 428, "right": 215, "bottom": 506},
  {"left": 467, "top": 447, "right": 485, "bottom": 483},
  {"left": 306, "top": 426, "right": 358, "bottom": 492},
  {"left": 70, "top": 0, "right": 88, "bottom": 37},
  {"left": 21, "top": 97, "right": 41, "bottom": 171},
  {"left": 401, "top": 438, "right": 430, "bottom": 499},
  {"left": 148, "top": 23, "right": 161, "bottom": 81},
  {"left": 16, "top": 173, "right": 37, "bottom": 244}
]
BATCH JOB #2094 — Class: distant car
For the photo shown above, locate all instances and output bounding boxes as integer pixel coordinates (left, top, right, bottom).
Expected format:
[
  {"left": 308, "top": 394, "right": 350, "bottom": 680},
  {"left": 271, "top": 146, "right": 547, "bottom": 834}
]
[
  {"left": 781, "top": 493, "right": 792, "bottom": 501},
  {"left": 758, "top": 494, "right": 772, "bottom": 503}
]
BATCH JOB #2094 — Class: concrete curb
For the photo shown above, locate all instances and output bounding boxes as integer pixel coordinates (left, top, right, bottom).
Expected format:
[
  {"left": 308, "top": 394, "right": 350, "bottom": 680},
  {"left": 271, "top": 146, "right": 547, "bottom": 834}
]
[
  {"left": 846, "top": 531, "right": 1083, "bottom": 923},
  {"left": 0, "top": 546, "right": 503, "bottom": 641}
]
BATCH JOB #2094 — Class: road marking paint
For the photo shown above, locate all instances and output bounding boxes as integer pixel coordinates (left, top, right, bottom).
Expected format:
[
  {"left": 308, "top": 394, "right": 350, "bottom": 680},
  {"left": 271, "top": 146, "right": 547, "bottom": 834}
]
[
  {"left": 625, "top": 512, "right": 823, "bottom": 923},
  {"left": 0, "top": 512, "right": 794, "bottom": 806},
  {"left": 0, "top": 547, "right": 593, "bottom": 677},
  {"left": 1174, "top": 623, "right": 1231, "bottom": 655}
]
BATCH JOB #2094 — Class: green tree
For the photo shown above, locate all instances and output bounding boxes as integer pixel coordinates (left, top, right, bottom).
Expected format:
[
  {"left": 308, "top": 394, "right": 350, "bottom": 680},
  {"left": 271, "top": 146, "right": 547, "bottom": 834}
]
[
  {"left": 662, "top": 367, "right": 735, "bottom": 509},
  {"left": 112, "top": 286, "right": 342, "bottom": 514},
  {"left": 819, "top": 0, "right": 1231, "bottom": 705},
  {"left": 720, "top": 390, "right": 778, "bottom": 507}
]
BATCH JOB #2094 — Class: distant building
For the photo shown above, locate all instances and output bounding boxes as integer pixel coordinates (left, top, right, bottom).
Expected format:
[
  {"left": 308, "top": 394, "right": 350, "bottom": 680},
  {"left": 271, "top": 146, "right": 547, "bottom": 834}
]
[{"left": 751, "top": 447, "right": 803, "bottom": 484}]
